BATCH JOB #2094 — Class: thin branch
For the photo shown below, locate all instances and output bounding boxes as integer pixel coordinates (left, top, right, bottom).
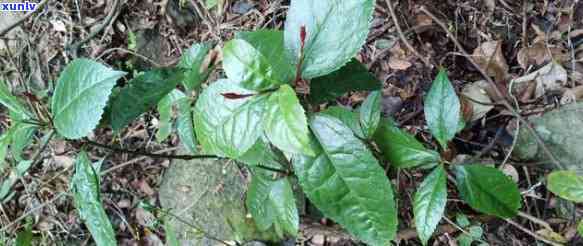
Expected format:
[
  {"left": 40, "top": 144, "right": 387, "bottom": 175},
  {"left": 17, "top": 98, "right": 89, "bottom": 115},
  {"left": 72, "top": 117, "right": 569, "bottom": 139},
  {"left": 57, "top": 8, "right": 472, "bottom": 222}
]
[
  {"left": 418, "top": 6, "right": 566, "bottom": 170},
  {"left": 96, "top": 47, "right": 163, "bottom": 67},
  {"left": 385, "top": 0, "right": 431, "bottom": 67},
  {"left": 505, "top": 219, "right": 562, "bottom": 246},
  {"left": 84, "top": 140, "right": 219, "bottom": 160},
  {"left": 0, "top": 192, "right": 67, "bottom": 233},
  {"left": 65, "top": 0, "right": 120, "bottom": 56},
  {"left": 0, "top": 0, "right": 50, "bottom": 37}
]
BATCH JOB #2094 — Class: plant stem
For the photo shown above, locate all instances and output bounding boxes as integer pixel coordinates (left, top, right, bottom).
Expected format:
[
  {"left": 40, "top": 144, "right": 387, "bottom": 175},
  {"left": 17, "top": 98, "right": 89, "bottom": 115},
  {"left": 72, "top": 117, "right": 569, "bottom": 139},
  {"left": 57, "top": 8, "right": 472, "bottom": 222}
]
[
  {"left": 84, "top": 140, "right": 219, "bottom": 160},
  {"left": 254, "top": 164, "right": 290, "bottom": 175}
]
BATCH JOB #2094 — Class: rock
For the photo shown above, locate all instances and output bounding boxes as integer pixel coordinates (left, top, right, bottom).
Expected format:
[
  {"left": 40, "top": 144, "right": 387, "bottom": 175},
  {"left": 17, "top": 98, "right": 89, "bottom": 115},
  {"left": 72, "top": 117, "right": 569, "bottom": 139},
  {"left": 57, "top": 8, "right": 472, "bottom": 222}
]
[
  {"left": 513, "top": 102, "right": 583, "bottom": 173},
  {"left": 133, "top": 28, "right": 167, "bottom": 69},
  {"left": 166, "top": 0, "right": 200, "bottom": 28},
  {"left": 232, "top": 1, "right": 254, "bottom": 14},
  {"left": 159, "top": 156, "right": 278, "bottom": 245}
]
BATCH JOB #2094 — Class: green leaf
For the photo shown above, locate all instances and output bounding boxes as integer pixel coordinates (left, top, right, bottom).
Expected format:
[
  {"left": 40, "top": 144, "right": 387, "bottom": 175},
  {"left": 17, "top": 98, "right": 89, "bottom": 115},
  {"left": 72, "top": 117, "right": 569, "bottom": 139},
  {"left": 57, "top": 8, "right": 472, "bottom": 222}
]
[
  {"left": 424, "top": 69, "right": 461, "bottom": 149},
  {"left": 457, "top": 234, "right": 474, "bottom": 246},
  {"left": 285, "top": 0, "right": 376, "bottom": 79},
  {"left": 178, "top": 43, "right": 212, "bottom": 91},
  {"left": 205, "top": 0, "right": 217, "bottom": 9},
  {"left": 414, "top": 165, "right": 447, "bottom": 245},
  {"left": 15, "top": 222, "right": 32, "bottom": 246},
  {"left": 359, "top": 91, "right": 381, "bottom": 138},
  {"left": 0, "top": 160, "right": 33, "bottom": 202},
  {"left": 293, "top": 115, "right": 397, "bottom": 245},
  {"left": 578, "top": 220, "right": 583, "bottom": 237},
  {"left": 193, "top": 80, "right": 268, "bottom": 158},
  {"left": 453, "top": 165, "right": 521, "bottom": 218},
  {"left": 51, "top": 59, "right": 126, "bottom": 139},
  {"left": 176, "top": 98, "right": 197, "bottom": 154},
  {"left": 456, "top": 214, "right": 471, "bottom": 228},
  {"left": 547, "top": 171, "right": 583, "bottom": 203},
  {"left": 164, "top": 218, "right": 179, "bottom": 246},
  {"left": 72, "top": 152, "right": 116, "bottom": 246},
  {"left": 11, "top": 123, "right": 37, "bottom": 162},
  {"left": 238, "top": 139, "right": 282, "bottom": 169},
  {"left": 0, "top": 81, "right": 30, "bottom": 120},
  {"left": 374, "top": 119, "right": 440, "bottom": 169},
  {"left": 223, "top": 39, "right": 283, "bottom": 91},
  {"left": 246, "top": 175, "right": 299, "bottom": 238},
  {"left": 309, "top": 59, "right": 381, "bottom": 104},
  {"left": 321, "top": 106, "right": 366, "bottom": 139},
  {"left": 0, "top": 132, "right": 11, "bottom": 173},
  {"left": 264, "top": 85, "right": 313, "bottom": 156},
  {"left": 236, "top": 30, "right": 294, "bottom": 84},
  {"left": 156, "top": 90, "right": 186, "bottom": 142},
  {"left": 110, "top": 68, "right": 184, "bottom": 131}
]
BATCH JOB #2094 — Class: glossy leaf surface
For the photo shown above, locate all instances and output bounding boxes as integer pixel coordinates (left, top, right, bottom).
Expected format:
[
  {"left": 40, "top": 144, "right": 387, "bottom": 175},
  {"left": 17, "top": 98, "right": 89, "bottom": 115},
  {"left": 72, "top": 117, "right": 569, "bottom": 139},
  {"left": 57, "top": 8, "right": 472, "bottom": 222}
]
[
  {"left": 236, "top": 30, "right": 294, "bottom": 83},
  {"left": 223, "top": 39, "right": 282, "bottom": 91},
  {"left": 293, "top": 115, "right": 397, "bottom": 245},
  {"left": 454, "top": 165, "right": 521, "bottom": 218},
  {"left": 359, "top": 91, "right": 381, "bottom": 138},
  {"left": 178, "top": 43, "right": 212, "bottom": 91},
  {"left": 414, "top": 165, "right": 447, "bottom": 245},
  {"left": 246, "top": 175, "right": 299, "bottom": 238},
  {"left": 374, "top": 119, "right": 440, "bottom": 169},
  {"left": 72, "top": 152, "right": 117, "bottom": 246},
  {"left": 309, "top": 59, "right": 381, "bottom": 104},
  {"left": 547, "top": 171, "right": 583, "bottom": 203},
  {"left": 285, "top": 0, "right": 376, "bottom": 79},
  {"left": 425, "top": 69, "right": 461, "bottom": 149},
  {"left": 193, "top": 80, "right": 268, "bottom": 158},
  {"left": 51, "top": 59, "right": 126, "bottom": 139},
  {"left": 110, "top": 68, "right": 183, "bottom": 131},
  {"left": 264, "top": 85, "right": 313, "bottom": 156}
]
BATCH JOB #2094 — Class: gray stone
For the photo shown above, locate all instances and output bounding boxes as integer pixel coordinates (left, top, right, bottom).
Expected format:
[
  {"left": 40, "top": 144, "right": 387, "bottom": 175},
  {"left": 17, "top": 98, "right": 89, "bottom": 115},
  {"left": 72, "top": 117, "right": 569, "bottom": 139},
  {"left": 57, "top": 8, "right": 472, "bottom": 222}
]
[
  {"left": 513, "top": 102, "right": 583, "bottom": 173},
  {"left": 159, "top": 156, "right": 278, "bottom": 245}
]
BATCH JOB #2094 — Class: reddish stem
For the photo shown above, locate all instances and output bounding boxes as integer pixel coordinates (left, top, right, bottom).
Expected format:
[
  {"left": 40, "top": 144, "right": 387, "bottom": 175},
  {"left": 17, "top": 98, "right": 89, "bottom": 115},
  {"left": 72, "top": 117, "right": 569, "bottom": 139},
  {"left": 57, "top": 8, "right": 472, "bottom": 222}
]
[{"left": 294, "top": 26, "right": 307, "bottom": 85}]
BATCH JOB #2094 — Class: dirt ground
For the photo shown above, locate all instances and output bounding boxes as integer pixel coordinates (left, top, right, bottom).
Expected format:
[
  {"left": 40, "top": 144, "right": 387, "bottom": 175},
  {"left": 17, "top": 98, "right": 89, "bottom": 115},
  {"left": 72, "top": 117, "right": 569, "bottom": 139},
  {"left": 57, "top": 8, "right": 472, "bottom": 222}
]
[{"left": 0, "top": 0, "right": 582, "bottom": 245}]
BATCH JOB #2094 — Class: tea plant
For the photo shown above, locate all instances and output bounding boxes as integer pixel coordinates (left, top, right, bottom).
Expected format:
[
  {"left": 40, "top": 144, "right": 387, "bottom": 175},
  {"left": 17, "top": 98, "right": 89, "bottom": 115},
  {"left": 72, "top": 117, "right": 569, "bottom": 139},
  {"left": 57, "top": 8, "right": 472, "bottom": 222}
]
[{"left": 0, "top": 0, "right": 525, "bottom": 245}]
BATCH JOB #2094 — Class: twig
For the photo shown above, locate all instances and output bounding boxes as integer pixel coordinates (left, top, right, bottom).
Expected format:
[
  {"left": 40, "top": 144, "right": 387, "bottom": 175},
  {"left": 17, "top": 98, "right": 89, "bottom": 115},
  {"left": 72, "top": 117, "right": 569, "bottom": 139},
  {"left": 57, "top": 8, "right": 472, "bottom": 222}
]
[
  {"left": 96, "top": 47, "right": 163, "bottom": 67},
  {"left": 385, "top": 0, "right": 431, "bottom": 67},
  {"left": 160, "top": 209, "right": 234, "bottom": 246},
  {"left": 65, "top": 0, "right": 120, "bottom": 57},
  {"left": 505, "top": 219, "right": 562, "bottom": 246},
  {"left": 85, "top": 140, "right": 219, "bottom": 161},
  {"left": 419, "top": 6, "right": 566, "bottom": 170},
  {"left": 0, "top": 192, "right": 67, "bottom": 233},
  {"left": 190, "top": 0, "right": 221, "bottom": 41},
  {"left": 517, "top": 211, "right": 552, "bottom": 231},
  {"left": 30, "top": 130, "right": 56, "bottom": 169},
  {"left": 0, "top": 0, "right": 50, "bottom": 37},
  {"left": 101, "top": 147, "right": 179, "bottom": 175}
]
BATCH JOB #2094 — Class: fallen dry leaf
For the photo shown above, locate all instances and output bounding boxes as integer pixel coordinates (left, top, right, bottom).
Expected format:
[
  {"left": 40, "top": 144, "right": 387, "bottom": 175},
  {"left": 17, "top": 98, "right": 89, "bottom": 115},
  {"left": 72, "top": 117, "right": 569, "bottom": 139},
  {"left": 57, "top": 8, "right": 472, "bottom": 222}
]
[
  {"left": 517, "top": 42, "right": 551, "bottom": 69},
  {"left": 560, "top": 85, "right": 583, "bottom": 105},
  {"left": 53, "top": 155, "right": 75, "bottom": 169},
  {"left": 462, "top": 80, "right": 495, "bottom": 121},
  {"left": 536, "top": 229, "right": 568, "bottom": 244},
  {"left": 472, "top": 41, "right": 509, "bottom": 82},
  {"left": 388, "top": 56, "right": 412, "bottom": 70},
  {"left": 415, "top": 13, "right": 433, "bottom": 27},
  {"left": 511, "top": 61, "right": 568, "bottom": 98},
  {"left": 500, "top": 164, "right": 519, "bottom": 183},
  {"left": 50, "top": 20, "right": 67, "bottom": 32}
]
